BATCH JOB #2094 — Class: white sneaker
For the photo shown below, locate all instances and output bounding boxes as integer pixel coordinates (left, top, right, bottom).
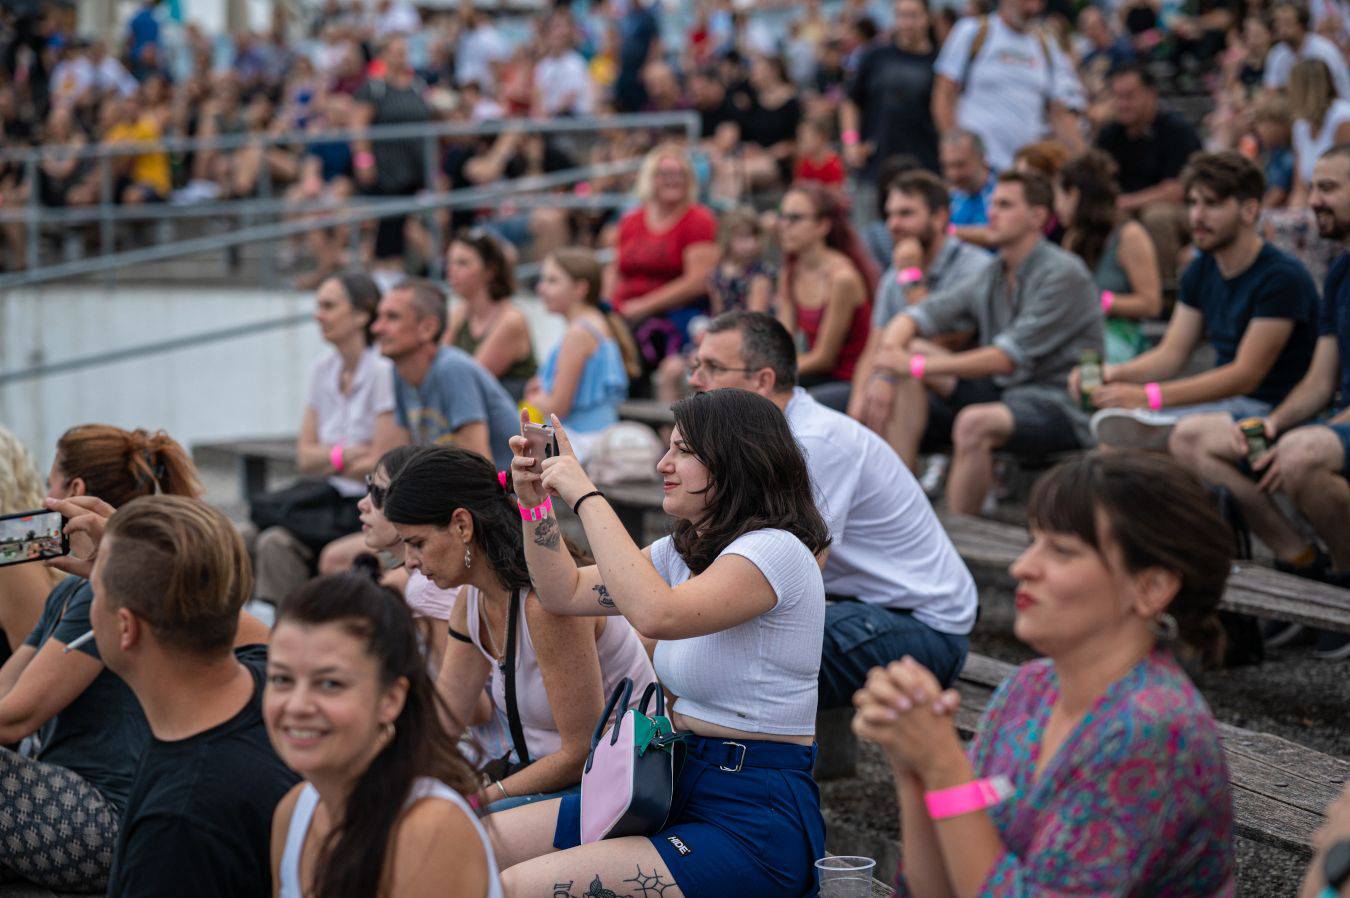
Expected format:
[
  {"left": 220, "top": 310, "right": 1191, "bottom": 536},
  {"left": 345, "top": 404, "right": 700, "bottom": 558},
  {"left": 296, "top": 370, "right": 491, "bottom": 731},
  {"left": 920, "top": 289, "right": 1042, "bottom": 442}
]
[
  {"left": 1090, "top": 408, "right": 1177, "bottom": 451},
  {"left": 918, "top": 455, "right": 949, "bottom": 498}
]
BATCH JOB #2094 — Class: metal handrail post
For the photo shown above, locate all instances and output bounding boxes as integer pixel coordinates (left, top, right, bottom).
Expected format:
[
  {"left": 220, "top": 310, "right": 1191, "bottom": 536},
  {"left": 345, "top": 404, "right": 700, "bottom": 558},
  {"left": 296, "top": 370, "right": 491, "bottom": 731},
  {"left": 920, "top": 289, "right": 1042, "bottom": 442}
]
[
  {"left": 98, "top": 156, "right": 113, "bottom": 287},
  {"left": 23, "top": 157, "right": 38, "bottom": 271},
  {"left": 423, "top": 134, "right": 442, "bottom": 281},
  {"left": 258, "top": 149, "right": 275, "bottom": 288}
]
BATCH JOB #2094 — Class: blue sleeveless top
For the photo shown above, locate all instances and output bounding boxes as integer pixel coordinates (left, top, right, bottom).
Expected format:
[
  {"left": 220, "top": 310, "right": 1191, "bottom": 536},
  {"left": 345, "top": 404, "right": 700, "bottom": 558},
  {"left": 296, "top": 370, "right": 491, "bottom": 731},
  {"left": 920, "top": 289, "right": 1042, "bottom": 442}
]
[{"left": 540, "top": 319, "right": 629, "bottom": 433}]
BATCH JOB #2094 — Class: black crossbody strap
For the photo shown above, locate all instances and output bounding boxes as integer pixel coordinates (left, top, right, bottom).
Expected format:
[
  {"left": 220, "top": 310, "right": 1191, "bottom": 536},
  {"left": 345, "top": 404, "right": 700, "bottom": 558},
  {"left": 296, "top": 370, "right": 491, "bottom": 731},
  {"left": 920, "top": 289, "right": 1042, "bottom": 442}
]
[{"left": 502, "top": 590, "right": 532, "bottom": 768}]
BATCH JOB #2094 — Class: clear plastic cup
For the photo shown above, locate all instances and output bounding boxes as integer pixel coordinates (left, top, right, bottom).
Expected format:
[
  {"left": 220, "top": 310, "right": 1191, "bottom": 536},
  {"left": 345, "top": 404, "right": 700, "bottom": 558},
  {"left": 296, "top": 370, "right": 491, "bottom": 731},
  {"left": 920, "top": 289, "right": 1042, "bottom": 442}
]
[{"left": 815, "top": 855, "right": 877, "bottom": 898}]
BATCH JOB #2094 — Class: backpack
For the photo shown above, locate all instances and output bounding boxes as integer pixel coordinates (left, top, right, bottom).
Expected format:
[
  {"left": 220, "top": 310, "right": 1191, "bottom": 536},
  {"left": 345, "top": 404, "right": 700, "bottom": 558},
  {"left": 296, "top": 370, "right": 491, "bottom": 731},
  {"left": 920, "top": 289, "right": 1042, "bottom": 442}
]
[{"left": 958, "top": 15, "right": 1056, "bottom": 109}]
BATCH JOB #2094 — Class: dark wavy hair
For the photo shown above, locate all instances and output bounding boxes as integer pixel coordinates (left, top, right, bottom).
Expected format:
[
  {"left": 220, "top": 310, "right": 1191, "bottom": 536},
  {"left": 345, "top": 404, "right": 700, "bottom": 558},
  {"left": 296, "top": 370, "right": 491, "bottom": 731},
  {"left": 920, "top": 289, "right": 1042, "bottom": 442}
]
[
  {"left": 274, "top": 573, "right": 478, "bottom": 898},
  {"left": 452, "top": 229, "right": 516, "bottom": 302},
  {"left": 669, "top": 389, "right": 830, "bottom": 574},
  {"left": 380, "top": 446, "right": 531, "bottom": 592},
  {"left": 1058, "top": 149, "right": 1122, "bottom": 272}
]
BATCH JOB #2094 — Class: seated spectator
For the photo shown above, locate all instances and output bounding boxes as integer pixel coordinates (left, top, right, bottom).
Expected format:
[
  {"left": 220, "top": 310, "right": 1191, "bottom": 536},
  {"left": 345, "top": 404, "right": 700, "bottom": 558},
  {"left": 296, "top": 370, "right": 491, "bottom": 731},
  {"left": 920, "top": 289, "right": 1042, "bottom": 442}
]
[
  {"left": 0, "top": 427, "right": 56, "bottom": 661},
  {"left": 1266, "top": 2, "right": 1350, "bottom": 100},
  {"left": 89, "top": 495, "right": 298, "bottom": 897},
  {"left": 850, "top": 170, "right": 989, "bottom": 429},
  {"left": 1291, "top": 59, "right": 1350, "bottom": 207},
  {"left": 532, "top": 14, "right": 595, "bottom": 118},
  {"left": 285, "top": 93, "right": 356, "bottom": 289},
  {"left": 941, "top": 130, "right": 997, "bottom": 233},
  {"left": 689, "top": 311, "right": 977, "bottom": 699},
  {"left": 741, "top": 55, "right": 804, "bottom": 189},
  {"left": 444, "top": 230, "right": 538, "bottom": 402},
  {"left": 708, "top": 207, "right": 776, "bottom": 316},
  {"left": 382, "top": 447, "right": 654, "bottom": 812},
  {"left": 492, "top": 390, "right": 830, "bottom": 897},
  {"left": 793, "top": 116, "right": 846, "bottom": 188},
  {"left": 1087, "top": 152, "right": 1318, "bottom": 452},
  {"left": 1170, "top": 145, "right": 1350, "bottom": 659},
  {"left": 37, "top": 106, "right": 94, "bottom": 209},
  {"left": 1055, "top": 150, "right": 1163, "bottom": 364},
  {"left": 266, "top": 572, "right": 502, "bottom": 898},
  {"left": 523, "top": 249, "right": 630, "bottom": 462},
  {"left": 776, "top": 182, "right": 878, "bottom": 412},
  {"left": 254, "top": 272, "right": 402, "bottom": 602},
  {"left": 373, "top": 278, "right": 520, "bottom": 471},
  {"left": 104, "top": 94, "right": 171, "bottom": 205},
  {"left": 609, "top": 145, "right": 720, "bottom": 394},
  {"left": 867, "top": 170, "right": 1101, "bottom": 515},
  {"left": 1094, "top": 64, "right": 1204, "bottom": 289},
  {"left": 854, "top": 451, "right": 1235, "bottom": 896},
  {"left": 1253, "top": 95, "right": 1297, "bottom": 207}
]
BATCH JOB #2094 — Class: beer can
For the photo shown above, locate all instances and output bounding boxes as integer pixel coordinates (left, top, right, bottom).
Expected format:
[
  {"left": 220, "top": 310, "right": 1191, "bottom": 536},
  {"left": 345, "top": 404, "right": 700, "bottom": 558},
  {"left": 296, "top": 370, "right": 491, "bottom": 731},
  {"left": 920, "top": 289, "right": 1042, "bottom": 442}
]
[{"left": 1239, "top": 418, "right": 1268, "bottom": 464}]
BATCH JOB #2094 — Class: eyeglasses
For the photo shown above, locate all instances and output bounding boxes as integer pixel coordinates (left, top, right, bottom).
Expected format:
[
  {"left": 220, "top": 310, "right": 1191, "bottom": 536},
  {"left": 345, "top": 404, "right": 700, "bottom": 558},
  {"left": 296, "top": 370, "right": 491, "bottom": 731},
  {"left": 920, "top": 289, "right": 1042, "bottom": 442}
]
[
  {"left": 687, "top": 357, "right": 757, "bottom": 377},
  {"left": 779, "top": 212, "right": 819, "bottom": 225},
  {"left": 365, "top": 474, "right": 387, "bottom": 509}
]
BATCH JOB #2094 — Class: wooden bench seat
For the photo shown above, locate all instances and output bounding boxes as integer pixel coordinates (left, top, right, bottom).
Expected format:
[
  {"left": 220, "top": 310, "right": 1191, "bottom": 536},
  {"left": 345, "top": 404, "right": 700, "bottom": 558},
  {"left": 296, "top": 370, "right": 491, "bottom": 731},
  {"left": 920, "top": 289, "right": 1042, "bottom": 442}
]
[
  {"left": 940, "top": 513, "right": 1350, "bottom": 634},
  {"left": 193, "top": 436, "right": 297, "bottom": 500}
]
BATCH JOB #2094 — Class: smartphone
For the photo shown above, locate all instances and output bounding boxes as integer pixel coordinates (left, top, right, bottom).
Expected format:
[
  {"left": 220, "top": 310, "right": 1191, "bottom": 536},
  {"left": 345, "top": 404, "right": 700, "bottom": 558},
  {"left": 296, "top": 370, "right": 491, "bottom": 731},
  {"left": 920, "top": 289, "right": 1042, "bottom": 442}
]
[
  {"left": 522, "top": 423, "right": 559, "bottom": 469},
  {"left": 0, "top": 509, "right": 68, "bottom": 568}
]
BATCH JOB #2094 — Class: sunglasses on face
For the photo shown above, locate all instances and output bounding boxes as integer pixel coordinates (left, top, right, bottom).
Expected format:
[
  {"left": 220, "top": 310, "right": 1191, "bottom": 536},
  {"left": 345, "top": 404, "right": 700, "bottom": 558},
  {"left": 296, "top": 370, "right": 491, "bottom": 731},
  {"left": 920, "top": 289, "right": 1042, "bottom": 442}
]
[{"left": 365, "top": 474, "right": 387, "bottom": 509}]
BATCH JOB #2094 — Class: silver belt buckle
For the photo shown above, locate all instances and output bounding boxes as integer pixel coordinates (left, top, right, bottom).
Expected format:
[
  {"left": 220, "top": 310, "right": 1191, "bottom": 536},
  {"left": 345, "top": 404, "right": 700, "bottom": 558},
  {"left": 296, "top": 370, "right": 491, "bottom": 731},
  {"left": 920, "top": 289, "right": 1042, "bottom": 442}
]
[{"left": 719, "top": 741, "right": 747, "bottom": 773}]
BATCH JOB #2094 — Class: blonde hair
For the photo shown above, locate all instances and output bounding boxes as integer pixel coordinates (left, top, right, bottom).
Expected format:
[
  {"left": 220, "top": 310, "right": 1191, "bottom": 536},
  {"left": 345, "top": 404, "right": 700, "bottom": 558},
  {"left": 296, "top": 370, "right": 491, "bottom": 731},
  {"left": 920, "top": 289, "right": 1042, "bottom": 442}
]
[
  {"left": 1289, "top": 58, "right": 1335, "bottom": 130},
  {"left": 634, "top": 143, "right": 699, "bottom": 206},
  {"left": 0, "top": 427, "right": 46, "bottom": 516}
]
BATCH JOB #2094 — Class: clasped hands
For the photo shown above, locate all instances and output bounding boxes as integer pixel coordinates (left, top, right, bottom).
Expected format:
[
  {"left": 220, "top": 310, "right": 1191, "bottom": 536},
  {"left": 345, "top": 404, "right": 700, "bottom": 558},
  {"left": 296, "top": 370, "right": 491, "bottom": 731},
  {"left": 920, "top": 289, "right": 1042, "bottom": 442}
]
[{"left": 852, "top": 656, "right": 967, "bottom": 785}]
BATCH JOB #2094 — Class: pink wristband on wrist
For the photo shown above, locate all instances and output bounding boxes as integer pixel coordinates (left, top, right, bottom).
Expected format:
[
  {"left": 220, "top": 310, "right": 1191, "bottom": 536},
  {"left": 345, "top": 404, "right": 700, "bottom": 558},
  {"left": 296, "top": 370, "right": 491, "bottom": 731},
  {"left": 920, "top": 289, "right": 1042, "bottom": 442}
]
[
  {"left": 354, "top": 151, "right": 375, "bottom": 169},
  {"left": 1100, "top": 290, "right": 1115, "bottom": 312},
  {"left": 897, "top": 266, "right": 924, "bottom": 285},
  {"left": 1145, "top": 382, "right": 1164, "bottom": 411},
  {"left": 925, "top": 775, "right": 1015, "bottom": 820},
  {"left": 330, "top": 444, "right": 345, "bottom": 473},
  {"left": 909, "top": 353, "right": 927, "bottom": 380},
  {"left": 519, "top": 495, "right": 553, "bottom": 522},
  {"left": 842, "top": 129, "right": 860, "bottom": 146}
]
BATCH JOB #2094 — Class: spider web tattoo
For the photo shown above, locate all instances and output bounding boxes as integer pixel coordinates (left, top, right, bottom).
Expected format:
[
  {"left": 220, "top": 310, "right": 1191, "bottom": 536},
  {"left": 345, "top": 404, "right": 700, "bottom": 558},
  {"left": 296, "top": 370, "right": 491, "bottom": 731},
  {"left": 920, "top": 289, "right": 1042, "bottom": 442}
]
[{"left": 622, "top": 866, "right": 674, "bottom": 897}]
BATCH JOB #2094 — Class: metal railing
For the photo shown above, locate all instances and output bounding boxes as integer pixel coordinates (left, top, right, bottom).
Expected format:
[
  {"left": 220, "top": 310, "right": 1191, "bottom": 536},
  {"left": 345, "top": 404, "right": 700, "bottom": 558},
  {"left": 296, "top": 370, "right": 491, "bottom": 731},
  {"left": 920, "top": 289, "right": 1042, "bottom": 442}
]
[{"left": 6, "top": 110, "right": 699, "bottom": 286}]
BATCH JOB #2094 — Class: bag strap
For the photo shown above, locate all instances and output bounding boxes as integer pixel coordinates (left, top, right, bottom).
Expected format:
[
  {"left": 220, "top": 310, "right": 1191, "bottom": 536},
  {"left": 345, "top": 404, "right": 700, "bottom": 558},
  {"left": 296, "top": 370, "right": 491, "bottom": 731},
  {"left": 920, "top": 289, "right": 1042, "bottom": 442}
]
[
  {"left": 584, "top": 678, "right": 634, "bottom": 774},
  {"left": 502, "top": 590, "right": 532, "bottom": 768},
  {"left": 636, "top": 680, "right": 664, "bottom": 718},
  {"left": 958, "top": 16, "right": 990, "bottom": 89}
]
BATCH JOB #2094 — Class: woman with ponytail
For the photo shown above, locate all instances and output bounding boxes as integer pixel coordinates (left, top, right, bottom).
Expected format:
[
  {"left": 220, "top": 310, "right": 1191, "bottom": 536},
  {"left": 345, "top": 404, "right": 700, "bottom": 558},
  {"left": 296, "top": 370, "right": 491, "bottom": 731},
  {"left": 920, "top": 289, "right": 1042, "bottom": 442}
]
[
  {"left": 267, "top": 571, "right": 502, "bottom": 898},
  {"left": 775, "top": 181, "right": 879, "bottom": 411}
]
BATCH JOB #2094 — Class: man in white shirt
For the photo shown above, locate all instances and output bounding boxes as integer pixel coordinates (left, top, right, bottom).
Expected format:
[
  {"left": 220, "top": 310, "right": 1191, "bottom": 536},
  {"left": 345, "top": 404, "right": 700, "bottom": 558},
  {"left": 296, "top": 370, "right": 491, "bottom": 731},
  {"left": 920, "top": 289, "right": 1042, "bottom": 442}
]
[
  {"left": 931, "top": 0, "right": 1085, "bottom": 171},
  {"left": 1265, "top": 2, "right": 1350, "bottom": 99},
  {"left": 688, "top": 311, "right": 978, "bottom": 703},
  {"left": 532, "top": 13, "right": 595, "bottom": 117}
]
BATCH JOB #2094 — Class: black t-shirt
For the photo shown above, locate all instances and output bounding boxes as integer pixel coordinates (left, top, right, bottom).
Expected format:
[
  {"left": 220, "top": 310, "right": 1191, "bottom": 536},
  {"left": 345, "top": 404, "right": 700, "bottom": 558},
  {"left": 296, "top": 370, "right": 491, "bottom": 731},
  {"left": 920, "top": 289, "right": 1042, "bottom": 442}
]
[
  {"left": 353, "top": 78, "right": 431, "bottom": 195},
  {"left": 847, "top": 43, "right": 940, "bottom": 175},
  {"left": 1178, "top": 242, "right": 1319, "bottom": 405},
  {"left": 1094, "top": 108, "right": 1203, "bottom": 194},
  {"left": 1320, "top": 251, "right": 1350, "bottom": 409},
  {"left": 742, "top": 94, "right": 802, "bottom": 150},
  {"left": 106, "top": 645, "right": 300, "bottom": 898}
]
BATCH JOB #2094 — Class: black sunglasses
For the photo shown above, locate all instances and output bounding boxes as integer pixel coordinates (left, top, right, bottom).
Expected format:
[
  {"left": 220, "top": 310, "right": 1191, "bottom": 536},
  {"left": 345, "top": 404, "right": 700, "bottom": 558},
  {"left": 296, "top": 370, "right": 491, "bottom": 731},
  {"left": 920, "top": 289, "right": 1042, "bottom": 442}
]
[{"left": 365, "top": 474, "right": 387, "bottom": 509}]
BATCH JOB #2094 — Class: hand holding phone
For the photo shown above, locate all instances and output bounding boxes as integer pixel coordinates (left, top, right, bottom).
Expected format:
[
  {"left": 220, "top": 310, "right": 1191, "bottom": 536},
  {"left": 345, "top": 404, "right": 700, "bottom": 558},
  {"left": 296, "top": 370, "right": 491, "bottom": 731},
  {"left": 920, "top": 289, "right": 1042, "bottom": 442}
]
[
  {"left": 522, "top": 423, "right": 559, "bottom": 471},
  {"left": 0, "top": 509, "right": 69, "bottom": 567}
]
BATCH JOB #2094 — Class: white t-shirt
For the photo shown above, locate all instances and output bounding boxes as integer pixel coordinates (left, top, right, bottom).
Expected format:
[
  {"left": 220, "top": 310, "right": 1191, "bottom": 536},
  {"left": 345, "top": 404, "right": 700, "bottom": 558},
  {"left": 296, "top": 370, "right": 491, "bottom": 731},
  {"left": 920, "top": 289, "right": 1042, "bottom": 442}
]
[
  {"left": 651, "top": 529, "right": 824, "bottom": 736},
  {"left": 456, "top": 24, "right": 509, "bottom": 88},
  {"left": 533, "top": 52, "right": 595, "bottom": 117},
  {"left": 784, "top": 389, "right": 978, "bottom": 635},
  {"left": 1264, "top": 35, "right": 1350, "bottom": 100},
  {"left": 934, "top": 14, "right": 1084, "bottom": 171},
  {"left": 1294, "top": 98, "right": 1350, "bottom": 183},
  {"left": 306, "top": 345, "right": 396, "bottom": 496}
]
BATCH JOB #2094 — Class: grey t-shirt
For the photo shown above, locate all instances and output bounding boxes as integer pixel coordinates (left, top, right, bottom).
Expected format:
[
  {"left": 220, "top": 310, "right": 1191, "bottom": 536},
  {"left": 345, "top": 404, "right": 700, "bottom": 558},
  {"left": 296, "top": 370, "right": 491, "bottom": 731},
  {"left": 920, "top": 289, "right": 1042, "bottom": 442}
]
[
  {"left": 394, "top": 346, "right": 520, "bottom": 471},
  {"left": 872, "top": 237, "right": 993, "bottom": 331},
  {"left": 23, "top": 577, "right": 151, "bottom": 815}
]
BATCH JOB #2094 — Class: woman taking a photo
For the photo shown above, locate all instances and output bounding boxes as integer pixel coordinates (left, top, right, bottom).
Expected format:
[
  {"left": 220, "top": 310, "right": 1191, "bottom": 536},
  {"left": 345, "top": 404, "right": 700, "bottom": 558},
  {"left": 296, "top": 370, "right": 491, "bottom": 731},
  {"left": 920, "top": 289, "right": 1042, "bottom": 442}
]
[
  {"left": 1055, "top": 150, "right": 1163, "bottom": 364},
  {"left": 266, "top": 572, "right": 502, "bottom": 898},
  {"left": 490, "top": 389, "right": 831, "bottom": 898},
  {"left": 381, "top": 446, "right": 654, "bottom": 813},
  {"left": 444, "top": 230, "right": 538, "bottom": 402},
  {"left": 854, "top": 451, "right": 1235, "bottom": 896}
]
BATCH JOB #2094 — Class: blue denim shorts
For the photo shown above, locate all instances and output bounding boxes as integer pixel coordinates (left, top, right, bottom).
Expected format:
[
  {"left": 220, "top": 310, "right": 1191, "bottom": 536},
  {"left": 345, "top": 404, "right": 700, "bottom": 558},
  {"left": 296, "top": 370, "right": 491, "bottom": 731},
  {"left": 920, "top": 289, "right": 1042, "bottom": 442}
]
[
  {"left": 1329, "top": 423, "right": 1350, "bottom": 474},
  {"left": 554, "top": 736, "right": 825, "bottom": 898}
]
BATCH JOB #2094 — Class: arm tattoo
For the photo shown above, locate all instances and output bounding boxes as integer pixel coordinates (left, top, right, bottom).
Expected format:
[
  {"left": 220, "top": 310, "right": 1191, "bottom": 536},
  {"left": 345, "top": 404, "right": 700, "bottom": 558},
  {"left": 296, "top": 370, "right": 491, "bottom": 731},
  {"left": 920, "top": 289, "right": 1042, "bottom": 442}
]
[
  {"left": 552, "top": 883, "right": 577, "bottom": 898},
  {"left": 581, "top": 876, "right": 634, "bottom": 898},
  {"left": 532, "top": 516, "right": 561, "bottom": 551},
  {"left": 593, "top": 583, "right": 616, "bottom": 608}
]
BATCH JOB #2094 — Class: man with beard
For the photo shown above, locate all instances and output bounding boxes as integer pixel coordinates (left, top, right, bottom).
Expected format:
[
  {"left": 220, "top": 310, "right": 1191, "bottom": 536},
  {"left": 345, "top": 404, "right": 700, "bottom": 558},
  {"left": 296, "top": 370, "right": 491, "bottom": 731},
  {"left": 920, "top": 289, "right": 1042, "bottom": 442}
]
[
  {"left": 1087, "top": 152, "right": 1319, "bottom": 453},
  {"left": 1167, "top": 145, "right": 1350, "bottom": 659}
]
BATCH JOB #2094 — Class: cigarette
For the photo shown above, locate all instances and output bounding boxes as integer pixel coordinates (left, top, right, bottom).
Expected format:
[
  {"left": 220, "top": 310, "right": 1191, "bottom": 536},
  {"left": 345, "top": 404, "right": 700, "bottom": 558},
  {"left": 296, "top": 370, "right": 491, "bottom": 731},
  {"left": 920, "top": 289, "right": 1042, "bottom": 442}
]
[{"left": 63, "top": 630, "right": 95, "bottom": 653}]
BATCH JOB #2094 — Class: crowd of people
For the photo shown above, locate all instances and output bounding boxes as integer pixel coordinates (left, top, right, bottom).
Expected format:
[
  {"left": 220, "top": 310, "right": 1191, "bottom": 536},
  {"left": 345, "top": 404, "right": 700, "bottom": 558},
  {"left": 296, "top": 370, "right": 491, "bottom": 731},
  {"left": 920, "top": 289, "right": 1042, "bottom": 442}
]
[{"left": 3, "top": 0, "right": 1350, "bottom": 894}]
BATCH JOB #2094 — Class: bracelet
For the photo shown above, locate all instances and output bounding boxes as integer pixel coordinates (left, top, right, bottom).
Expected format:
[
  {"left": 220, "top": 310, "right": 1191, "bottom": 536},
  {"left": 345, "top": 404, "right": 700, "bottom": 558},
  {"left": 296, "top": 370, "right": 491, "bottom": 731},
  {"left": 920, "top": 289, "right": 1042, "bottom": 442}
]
[
  {"left": 1100, "top": 289, "right": 1115, "bottom": 313},
  {"left": 494, "top": 780, "right": 510, "bottom": 800},
  {"left": 897, "top": 266, "right": 924, "bottom": 285},
  {"left": 573, "top": 490, "right": 605, "bottom": 515},
  {"left": 909, "top": 354, "right": 927, "bottom": 380},
  {"left": 924, "top": 775, "right": 1015, "bottom": 820},
  {"left": 519, "top": 495, "right": 553, "bottom": 522},
  {"left": 329, "top": 444, "right": 345, "bottom": 474},
  {"left": 354, "top": 151, "right": 375, "bottom": 169},
  {"left": 842, "top": 129, "right": 860, "bottom": 146},
  {"left": 1145, "top": 382, "right": 1163, "bottom": 411}
]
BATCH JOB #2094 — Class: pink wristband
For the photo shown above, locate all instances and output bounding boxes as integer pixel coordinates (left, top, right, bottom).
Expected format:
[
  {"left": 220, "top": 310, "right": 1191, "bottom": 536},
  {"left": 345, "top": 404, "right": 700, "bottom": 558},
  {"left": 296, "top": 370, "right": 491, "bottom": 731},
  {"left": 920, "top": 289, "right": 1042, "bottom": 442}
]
[
  {"left": 1100, "top": 289, "right": 1114, "bottom": 312},
  {"left": 909, "top": 353, "right": 927, "bottom": 379},
  {"left": 1145, "top": 382, "right": 1163, "bottom": 411},
  {"left": 330, "top": 444, "right": 345, "bottom": 473},
  {"left": 354, "top": 151, "right": 375, "bottom": 169},
  {"left": 925, "top": 775, "right": 1015, "bottom": 820},
  {"left": 519, "top": 495, "right": 553, "bottom": 522},
  {"left": 842, "top": 129, "right": 860, "bottom": 146},
  {"left": 897, "top": 266, "right": 924, "bottom": 285}
]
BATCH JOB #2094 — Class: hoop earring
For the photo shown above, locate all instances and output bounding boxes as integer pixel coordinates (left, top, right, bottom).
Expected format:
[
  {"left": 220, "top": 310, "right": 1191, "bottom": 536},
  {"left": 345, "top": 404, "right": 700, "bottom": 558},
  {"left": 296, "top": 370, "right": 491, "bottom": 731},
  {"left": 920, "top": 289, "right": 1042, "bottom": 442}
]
[
  {"left": 1151, "top": 612, "right": 1179, "bottom": 643},
  {"left": 464, "top": 547, "right": 472, "bottom": 569}
]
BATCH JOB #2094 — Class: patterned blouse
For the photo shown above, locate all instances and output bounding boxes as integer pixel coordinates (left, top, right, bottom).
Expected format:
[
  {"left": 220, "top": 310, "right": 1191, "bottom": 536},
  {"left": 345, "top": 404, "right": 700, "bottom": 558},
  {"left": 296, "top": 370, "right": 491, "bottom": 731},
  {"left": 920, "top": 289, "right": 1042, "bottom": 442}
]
[{"left": 895, "top": 649, "right": 1235, "bottom": 897}]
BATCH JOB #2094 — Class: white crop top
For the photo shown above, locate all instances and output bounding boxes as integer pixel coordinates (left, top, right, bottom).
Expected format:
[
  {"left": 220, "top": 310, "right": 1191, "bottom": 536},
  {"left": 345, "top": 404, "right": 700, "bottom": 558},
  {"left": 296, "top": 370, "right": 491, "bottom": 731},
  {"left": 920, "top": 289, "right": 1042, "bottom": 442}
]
[
  {"left": 278, "top": 777, "right": 504, "bottom": 898},
  {"left": 651, "top": 529, "right": 825, "bottom": 736}
]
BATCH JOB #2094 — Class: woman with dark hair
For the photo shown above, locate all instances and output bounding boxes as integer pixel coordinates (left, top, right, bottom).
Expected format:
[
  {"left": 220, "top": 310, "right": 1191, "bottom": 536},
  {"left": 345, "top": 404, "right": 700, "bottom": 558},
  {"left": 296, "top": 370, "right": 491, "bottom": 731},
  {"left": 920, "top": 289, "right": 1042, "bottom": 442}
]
[
  {"left": 1055, "top": 150, "right": 1162, "bottom": 364},
  {"left": 266, "top": 572, "right": 502, "bottom": 898},
  {"left": 742, "top": 54, "right": 803, "bottom": 189},
  {"left": 854, "top": 451, "right": 1235, "bottom": 896},
  {"left": 491, "top": 390, "right": 831, "bottom": 898},
  {"left": 381, "top": 446, "right": 654, "bottom": 813},
  {"left": 776, "top": 181, "right": 879, "bottom": 412},
  {"left": 444, "top": 230, "right": 538, "bottom": 402},
  {"left": 254, "top": 270, "right": 402, "bottom": 603}
]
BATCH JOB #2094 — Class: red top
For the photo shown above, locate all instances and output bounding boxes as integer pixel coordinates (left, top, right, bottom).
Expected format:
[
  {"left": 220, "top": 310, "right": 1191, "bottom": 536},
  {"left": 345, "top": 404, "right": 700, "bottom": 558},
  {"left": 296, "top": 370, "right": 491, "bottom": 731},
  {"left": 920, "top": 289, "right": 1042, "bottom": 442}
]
[
  {"left": 796, "top": 298, "right": 871, "bottom": 382},
  {"left": 794, "top": 154, "right": 846, "bottom": 187},
  {"left": 611, "top": 204, "right": 718, "bottom": 315}
]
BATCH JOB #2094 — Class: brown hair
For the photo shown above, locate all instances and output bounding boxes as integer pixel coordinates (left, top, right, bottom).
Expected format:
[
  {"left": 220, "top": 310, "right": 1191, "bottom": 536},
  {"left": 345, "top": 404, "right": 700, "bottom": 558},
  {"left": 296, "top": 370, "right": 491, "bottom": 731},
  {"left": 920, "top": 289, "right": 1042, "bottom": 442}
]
[
  {"left": 546, "top": 247, "right": 604, "bottom": 306},
  {"left": 1013, "top": 140, "right": 1071, "bottom": 179},
  {"left": 1289, "top": 58, "right": 1336, "bottom": 130},
  {"left": 1058, "top": 149, "right": 1122, "bottom": 271},
  {"left": 451, "top": 229, "right": 516, "bottom": 302},
  {"left": 1181, "top": 151, "right": 1265, "bottom": 205},
  {"left": 329, "top": 270, "right": 382, "bottom": 345},
  {"left": 55, "top": 425, "right": 201, "bottom": 507},
  {"left": 890, "top": 169, "right": 951, "bottom": 216},
  {"left": 782, "top": 182, "right": 881, "bottom": 297},
  {"left": 996, "top": 169, "right": 1055, "bottom": 213},
  {"left": 101, "top": 495, "right": 250, "bottom": 656}
]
